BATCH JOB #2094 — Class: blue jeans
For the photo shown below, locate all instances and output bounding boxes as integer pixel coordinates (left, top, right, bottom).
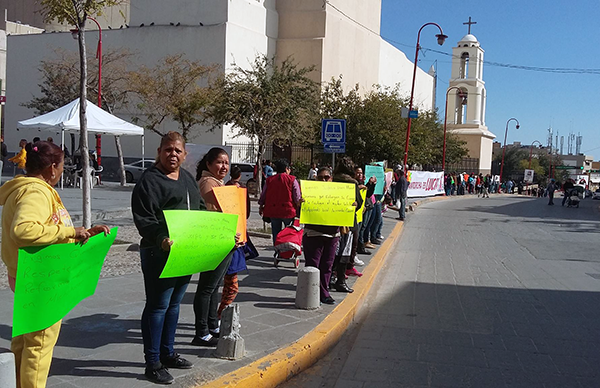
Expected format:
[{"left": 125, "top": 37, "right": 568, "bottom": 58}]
[
  {"left": 362, "top": 208, "right": 375, "bottom": 243},
  {"left": 370, "top": 202, "right": 383, "bottom": 239},
  {"left": 140, "top": 247, "right": 191, "bottom": 366},
  {"left": 270, "top": 217, "right": 294, "bottom": 244},
  {"left": 397, "top": 196, "right": 406, "bottom": 219}
]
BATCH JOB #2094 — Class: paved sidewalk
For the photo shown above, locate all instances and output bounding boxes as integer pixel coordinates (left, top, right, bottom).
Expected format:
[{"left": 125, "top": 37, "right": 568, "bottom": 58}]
[{"left": 0, "top": 203, "right": 403, "bottom": 387}]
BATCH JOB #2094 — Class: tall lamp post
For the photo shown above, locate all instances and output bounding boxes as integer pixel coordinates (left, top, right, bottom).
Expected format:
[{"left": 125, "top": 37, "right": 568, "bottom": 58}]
[
  {"left": 443, "top": 86, "right": 467, "bottom": 171},
  {"left": 499, "top": 117, "right": 520, "bottom": 183},
  {"left": 403, "top": 22, "right": 448, "bottom": 169},
  {"left": 71, "top": 17, "right": 102, "bottom": 180},
  {"left": 528, "top": 140, "right": 543, "bottom": 169}
]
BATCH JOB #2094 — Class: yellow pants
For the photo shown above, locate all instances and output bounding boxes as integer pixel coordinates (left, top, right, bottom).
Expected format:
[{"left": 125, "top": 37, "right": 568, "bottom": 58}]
[{"left": 11, "top": 320, "right": 62, "bottom": 388}]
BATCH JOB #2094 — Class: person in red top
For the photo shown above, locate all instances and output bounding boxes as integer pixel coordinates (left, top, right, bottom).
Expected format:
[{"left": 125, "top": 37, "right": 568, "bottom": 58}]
[{"left": 258, "top": 159, "right": 301, "bottom": 243}]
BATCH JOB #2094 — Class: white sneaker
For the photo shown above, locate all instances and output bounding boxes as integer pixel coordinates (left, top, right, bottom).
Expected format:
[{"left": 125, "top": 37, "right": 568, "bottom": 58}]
[{"left": 354, "top": 256, "right": 365, "bottom": 266}]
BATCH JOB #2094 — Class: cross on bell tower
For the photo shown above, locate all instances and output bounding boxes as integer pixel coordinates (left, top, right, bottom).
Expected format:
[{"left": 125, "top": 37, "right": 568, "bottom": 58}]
[{"left": 463, "top": 16, "right": 477, "bottom": 34}]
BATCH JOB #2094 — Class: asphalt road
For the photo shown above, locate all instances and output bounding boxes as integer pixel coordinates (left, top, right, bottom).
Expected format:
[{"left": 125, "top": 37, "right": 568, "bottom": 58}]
[{"left": 281, "top": 195, "right": 600, "bottom": 388}]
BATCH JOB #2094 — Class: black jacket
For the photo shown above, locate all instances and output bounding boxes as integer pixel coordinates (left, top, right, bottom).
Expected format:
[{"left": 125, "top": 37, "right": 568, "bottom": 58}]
[{"left": 131, "top": 165, "right": 203, "bottom": 249}]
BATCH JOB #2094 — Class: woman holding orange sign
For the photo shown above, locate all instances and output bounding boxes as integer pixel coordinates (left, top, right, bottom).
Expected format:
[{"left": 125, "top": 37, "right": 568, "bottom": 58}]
[{"left": 193, "top": 148, "right": 244, "bottom": 347}]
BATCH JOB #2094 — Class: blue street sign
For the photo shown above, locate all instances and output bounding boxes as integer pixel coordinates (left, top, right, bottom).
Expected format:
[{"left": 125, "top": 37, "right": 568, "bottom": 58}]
[
  {"left": 321, "top": 119, "right": 346, "bottom": 144},
  {"left": 324, "top": 143, "right": 346, "bottom": 153},
  {"left": 409, "top": 110, "right": 418, "bottom": 119}
]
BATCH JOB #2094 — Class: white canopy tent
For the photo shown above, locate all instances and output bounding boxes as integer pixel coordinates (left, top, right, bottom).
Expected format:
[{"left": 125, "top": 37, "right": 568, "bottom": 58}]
[{"left": 17, "top": 98, "right": 145, "bottom": 188}]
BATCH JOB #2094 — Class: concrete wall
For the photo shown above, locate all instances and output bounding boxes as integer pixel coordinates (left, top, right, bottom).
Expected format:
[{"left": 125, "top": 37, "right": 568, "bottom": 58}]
[
  {"left": 5, "top": 24, "right": 228, "bottom": 157},
  {"left": 378, "top": 40, "right": 434, "bottom": 111}
]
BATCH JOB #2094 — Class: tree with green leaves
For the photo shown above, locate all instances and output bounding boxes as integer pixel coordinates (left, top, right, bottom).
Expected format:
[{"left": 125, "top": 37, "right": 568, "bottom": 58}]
[
  {"left": 207, "top": 55, "right": 320, "bottom": 190},
  {"left": 320, "top": 77, "right": 467, "bottom": 168},
  {"left": 40, "top": 0, "right": 125, "bottom": 227},
  {"left": 127, "top": 54, "right": 216, "bottom": 142}
]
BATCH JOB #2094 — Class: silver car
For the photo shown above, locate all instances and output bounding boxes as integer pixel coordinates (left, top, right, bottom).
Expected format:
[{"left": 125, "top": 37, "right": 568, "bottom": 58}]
[{"left": 125, "top": 159, "right": 155, "bottom": 183}]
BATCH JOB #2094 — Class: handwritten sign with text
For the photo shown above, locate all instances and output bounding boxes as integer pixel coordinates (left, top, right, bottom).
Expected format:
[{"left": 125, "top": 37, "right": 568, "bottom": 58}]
[
  {"left": 299, "top": 180, "right": 355, "bottom": 227},
  {"left": 13, "top": 227, "right": 118, "bottom": 337},
  {"left": 161, "top": 210, "right": 237, "bottom": 278},
  {"left": 365, "top": 165, "right": 385, "bottom": 195},
  {"left": 213, "top": 186, "right": 247, "bottom": 243}
]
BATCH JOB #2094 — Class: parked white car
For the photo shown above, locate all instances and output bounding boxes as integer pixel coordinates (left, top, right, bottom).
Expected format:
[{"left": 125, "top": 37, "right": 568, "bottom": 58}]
[
  {"left": 230, "top": 163, "right": 255, "bottom": 184},
  {"left": 125, "top": 159, "right": 155, "bottom": 183}
]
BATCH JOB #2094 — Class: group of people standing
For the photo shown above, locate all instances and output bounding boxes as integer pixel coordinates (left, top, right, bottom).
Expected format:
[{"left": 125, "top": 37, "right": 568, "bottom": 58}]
[{"left": 444, "top": 172, "right": 495, "bottom": 197}]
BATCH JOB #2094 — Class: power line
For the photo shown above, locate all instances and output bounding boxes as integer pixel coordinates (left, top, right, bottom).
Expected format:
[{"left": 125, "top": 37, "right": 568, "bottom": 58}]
[{"left": 324, "top": 1, "right": 600, "bottom": 76}]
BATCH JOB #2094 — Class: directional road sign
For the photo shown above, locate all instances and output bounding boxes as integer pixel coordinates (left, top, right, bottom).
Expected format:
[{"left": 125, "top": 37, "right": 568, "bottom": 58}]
[{"left": 324, "top": 143, "right": 346, "bottom": 153}]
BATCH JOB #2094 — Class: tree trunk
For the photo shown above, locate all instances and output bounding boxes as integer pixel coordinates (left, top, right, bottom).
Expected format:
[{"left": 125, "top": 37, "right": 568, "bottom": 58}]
[
  {"left": 114, "top": 135, "right": 126, "bottom": 185},
  {"left": 104, "top": 104, "right": 127, "bottom": 186},
  {"left": 78, "top": 20, "right": 92, "bottom": 228}
]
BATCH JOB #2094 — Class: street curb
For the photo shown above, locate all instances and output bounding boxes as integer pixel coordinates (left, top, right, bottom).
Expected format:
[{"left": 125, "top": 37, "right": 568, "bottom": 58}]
[{"left": 199, "top": 221, "right": 405, "bottom": 388}]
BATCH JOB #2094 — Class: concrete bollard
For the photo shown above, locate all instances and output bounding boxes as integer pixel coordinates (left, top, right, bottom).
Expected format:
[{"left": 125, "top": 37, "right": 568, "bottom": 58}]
[
  {"left": 295, "top": 266, "right": 320, "bottom": 310},
  {"left": 215, "top": 304, "right": 245, "bottom": 360},
  {"left": 0, "top": 351, "right": 16, "bottom": 388}
]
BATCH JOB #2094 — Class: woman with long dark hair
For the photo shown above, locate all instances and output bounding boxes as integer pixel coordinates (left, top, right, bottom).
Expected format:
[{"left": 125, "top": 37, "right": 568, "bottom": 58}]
[{"left": 192, "top": 147, "right": 241, "bottom": 347}]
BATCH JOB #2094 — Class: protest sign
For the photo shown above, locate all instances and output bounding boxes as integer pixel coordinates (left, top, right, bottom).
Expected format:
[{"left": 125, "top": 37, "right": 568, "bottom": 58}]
[
  {"left": 406, "top": 171, "right": 445, "bottom": 197},
  {"left": 365, "top": 165, "right": 385, "bottom": 195},
  {"left": 356, "top": 188, "right": 367, "bottom": 224},
  {"left": 13, "top": 227, "right": 118, "bottom": 337},
  {"left": 213, "top": 185, "right": 247, "bottom": 242},
  {"left": 299, "top": 180, "right": 355, "bottom": 227},
  {"left": 161, "top": 210, "right": 237, "bottom": 278}
]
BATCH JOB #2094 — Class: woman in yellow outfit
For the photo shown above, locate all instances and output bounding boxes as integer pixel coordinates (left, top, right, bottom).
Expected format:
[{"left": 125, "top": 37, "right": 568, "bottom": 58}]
[
  {"left": 8, "top": 138, "right": 28, "bottom": 171},
  {"left": 0, "top": 140, "right": 109, "bottom": 388}
]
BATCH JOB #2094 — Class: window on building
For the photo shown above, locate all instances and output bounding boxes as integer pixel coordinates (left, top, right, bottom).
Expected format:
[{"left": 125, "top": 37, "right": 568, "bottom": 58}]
[{"left": 459, "top": 52, "right": 470, "bottom": 79}]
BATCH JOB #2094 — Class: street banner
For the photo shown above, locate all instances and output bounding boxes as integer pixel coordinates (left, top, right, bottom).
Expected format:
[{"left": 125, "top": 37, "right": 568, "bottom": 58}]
[
  {"left": 356, "top": 188, "right": 367, "bottom": 224},
  {"left": 161, "top": 210, "right": 237, "bottom": 278},
  {"left": 406, "top": 171, "right": 444, "bottom": 198},
  {"left": 365, "top": 165, "right": 385, "bottom": 195},
  {"left": 524, "top": 169, "right": 534, "bottom": 183},
  {"left": 299, "top": 180, "right": 355, "bottom": 227},
  {"left": 213, "top": 186, "right": 248, "bottom": 243},
  {"left": 13, "top": 227, "right": 118, "bottom": 337}
]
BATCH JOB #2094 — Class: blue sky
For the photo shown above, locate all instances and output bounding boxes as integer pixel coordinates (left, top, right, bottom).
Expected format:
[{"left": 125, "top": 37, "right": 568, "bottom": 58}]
[{"left": 380, "top": 0, "right": 600, "bottom": 158}]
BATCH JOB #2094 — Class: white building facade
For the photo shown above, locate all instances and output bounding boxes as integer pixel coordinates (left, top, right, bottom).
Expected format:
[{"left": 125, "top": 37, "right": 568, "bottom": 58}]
[{"left": 4, "top": 0, "right": 434, "bottom": 161}]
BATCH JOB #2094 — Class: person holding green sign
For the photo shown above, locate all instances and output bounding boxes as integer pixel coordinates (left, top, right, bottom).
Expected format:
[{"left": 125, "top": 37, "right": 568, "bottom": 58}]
[
  {"left": 131, "top": 132, "right": 202, "bottom": 385},
  {"left": 194, "top": 147, "right": 241, "bottom": 347},
  {"left": 0, "top": 140, "right": 109, "bottom": 388}
]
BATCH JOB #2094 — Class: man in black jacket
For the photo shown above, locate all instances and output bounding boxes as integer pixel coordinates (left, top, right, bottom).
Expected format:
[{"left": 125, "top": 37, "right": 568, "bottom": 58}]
[
  {"left": 562, "top": 178, "right": 575, "bottom": 206},
  {"left": 394, "top": 169, "right": 408, "bottom": 221}
]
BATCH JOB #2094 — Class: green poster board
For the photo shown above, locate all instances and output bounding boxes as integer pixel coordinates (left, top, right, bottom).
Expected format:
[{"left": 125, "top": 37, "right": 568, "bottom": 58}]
[
  {"left": 13, "top": 227, "right": 118, "bottom": 337},
  {"left": 160, "top": 210, "right": 238, "bottom": 278}
]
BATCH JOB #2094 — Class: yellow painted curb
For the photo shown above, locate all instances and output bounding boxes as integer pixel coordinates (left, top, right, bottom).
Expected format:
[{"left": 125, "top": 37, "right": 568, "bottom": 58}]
[{"left": 199, "top": 221, "right": 405, "bottom": 388}]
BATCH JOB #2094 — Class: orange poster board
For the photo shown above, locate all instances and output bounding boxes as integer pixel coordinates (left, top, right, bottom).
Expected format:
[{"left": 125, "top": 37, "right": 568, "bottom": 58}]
[{"left": 213, "top": 186, "right": 248, "bottom": 242}]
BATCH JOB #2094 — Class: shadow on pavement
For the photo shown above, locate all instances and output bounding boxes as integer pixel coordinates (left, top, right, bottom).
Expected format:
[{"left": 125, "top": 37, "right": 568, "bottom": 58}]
[{"left": 344, "top": 282, "right": 600, "bottom": 387}]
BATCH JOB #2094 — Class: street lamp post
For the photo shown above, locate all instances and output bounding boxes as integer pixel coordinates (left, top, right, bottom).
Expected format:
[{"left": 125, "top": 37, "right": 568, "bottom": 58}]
[
  {"left": 499, "top": 118, "right": 520, "bottom": 183},
  {"left": 527, "top": 140, "right": 542, "bottom": 195},
  {"left": 528, "top": 140, "right": 543, "bottom": 169},
  {"left": 71, "top": 17, "right": 102, "bottom": 180},
  {"left": 403, "top": 22, "right": 448, "bottom": 169},
  {"left": 443, "top": 86, "right": 467, "bottom": 171}
]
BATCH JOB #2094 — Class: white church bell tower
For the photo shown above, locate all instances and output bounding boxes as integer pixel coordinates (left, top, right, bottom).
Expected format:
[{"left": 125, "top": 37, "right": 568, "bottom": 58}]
[{"left": 446, "top": 17, "right": 495, "bottom": 174}]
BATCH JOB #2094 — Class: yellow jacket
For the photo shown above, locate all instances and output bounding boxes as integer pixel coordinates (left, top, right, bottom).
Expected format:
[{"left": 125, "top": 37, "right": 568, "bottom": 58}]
[
  {"left": 0, "top": 176, "right": 76, "bottom": 286},
  {"left": 8, "top": 148, "right": 26, "bottom": 169}
]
